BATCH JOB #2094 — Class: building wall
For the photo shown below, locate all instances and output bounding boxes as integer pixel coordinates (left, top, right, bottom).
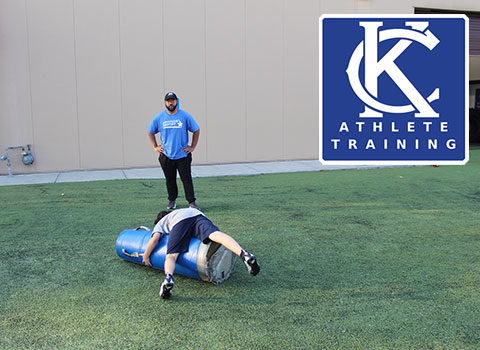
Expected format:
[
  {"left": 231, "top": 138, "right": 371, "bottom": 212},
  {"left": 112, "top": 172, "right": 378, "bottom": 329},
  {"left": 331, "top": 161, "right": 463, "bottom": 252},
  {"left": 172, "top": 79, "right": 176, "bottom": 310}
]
[{"left": 1, "top": 0, "right": 479, "bottom": 174}]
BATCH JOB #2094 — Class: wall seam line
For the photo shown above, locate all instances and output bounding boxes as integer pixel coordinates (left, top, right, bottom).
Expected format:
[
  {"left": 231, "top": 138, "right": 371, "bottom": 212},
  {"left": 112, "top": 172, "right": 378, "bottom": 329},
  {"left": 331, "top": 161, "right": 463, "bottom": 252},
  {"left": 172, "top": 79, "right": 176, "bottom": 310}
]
[
  {"left": 117, "top": 0, "right": 126, "bottom": 167},
  {"left": 24, "top": 0, "right": 36, "bottom": 165},
  {"left": 162, "top": 0, "right": 166, "bottom": 94},
  {"left": 72, "top": 0, "right": 82, "bottom": 170},
  {"left": 204, "top": 0, "right": 208, "bottom": 163},
  {"left": 244, "top": 0, "right": 248, "bottom": 162},
  {"left": 283, "top": 0, "right": 286, "bottom": 161}
]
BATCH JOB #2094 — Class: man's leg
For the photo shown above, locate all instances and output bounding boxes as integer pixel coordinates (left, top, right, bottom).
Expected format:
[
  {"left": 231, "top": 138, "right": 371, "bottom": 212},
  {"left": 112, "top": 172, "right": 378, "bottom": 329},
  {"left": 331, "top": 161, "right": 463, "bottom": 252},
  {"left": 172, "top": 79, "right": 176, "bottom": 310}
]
[
  {"left": 177, "top": 153, "right": 196, "bottom": 204},
  {"left": 159, "top": 153, "right": 178, "bottom": 203},
  {"left": 160, "top": 253, "right": 179, "bottom": 299},
  {"left": 208, "top": 231, "right": 260, "bottom": 276}
]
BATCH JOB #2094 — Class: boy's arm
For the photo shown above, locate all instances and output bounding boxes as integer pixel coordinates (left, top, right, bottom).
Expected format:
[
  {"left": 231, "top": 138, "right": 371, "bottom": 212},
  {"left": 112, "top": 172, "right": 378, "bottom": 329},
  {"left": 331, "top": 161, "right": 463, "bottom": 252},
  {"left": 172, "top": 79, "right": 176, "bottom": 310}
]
[{"left": 141, "top": 232, "right": 162, "bottom": 267}]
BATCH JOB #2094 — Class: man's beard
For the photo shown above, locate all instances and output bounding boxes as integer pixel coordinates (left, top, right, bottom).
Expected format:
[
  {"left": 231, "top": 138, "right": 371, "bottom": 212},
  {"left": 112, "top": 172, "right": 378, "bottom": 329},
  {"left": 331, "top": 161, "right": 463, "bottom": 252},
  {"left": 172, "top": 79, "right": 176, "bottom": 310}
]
[{"left": 166, "top": 104, "right": 176, "bottom": 112}]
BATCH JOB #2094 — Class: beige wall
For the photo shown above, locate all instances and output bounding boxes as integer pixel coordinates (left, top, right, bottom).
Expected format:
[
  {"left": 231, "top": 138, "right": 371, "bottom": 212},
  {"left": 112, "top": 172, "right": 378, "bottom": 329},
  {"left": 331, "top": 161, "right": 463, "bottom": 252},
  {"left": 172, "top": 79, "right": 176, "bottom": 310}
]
[{"left": 1, "top": 0, "right": 479, "bottom": 174}]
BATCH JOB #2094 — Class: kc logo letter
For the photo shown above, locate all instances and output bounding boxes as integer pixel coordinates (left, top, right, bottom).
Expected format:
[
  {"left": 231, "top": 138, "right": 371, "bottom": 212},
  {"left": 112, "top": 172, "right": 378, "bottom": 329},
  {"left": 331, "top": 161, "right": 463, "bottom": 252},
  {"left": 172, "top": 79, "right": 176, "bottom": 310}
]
[
  {"left": 347, "top": 21, "right": 440, "bottom": 118},
  {"left": 320, "top": 15, "right": 468, "bottom": 165}
]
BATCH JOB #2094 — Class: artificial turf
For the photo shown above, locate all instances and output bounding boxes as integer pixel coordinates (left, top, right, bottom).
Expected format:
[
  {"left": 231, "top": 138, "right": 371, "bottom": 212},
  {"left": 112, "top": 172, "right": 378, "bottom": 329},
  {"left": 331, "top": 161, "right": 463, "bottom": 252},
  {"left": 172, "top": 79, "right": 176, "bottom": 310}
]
[{"left": 1, "top": 147, "right": 479, "bottom": 349}]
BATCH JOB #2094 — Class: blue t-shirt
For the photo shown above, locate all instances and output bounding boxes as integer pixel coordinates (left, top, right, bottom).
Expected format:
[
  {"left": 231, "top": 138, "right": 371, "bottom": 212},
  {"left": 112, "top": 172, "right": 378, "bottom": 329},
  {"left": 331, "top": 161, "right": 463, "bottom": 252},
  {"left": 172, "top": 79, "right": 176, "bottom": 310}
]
[{"left": 147, "top": 109, "right": 200, "bottom": 160}]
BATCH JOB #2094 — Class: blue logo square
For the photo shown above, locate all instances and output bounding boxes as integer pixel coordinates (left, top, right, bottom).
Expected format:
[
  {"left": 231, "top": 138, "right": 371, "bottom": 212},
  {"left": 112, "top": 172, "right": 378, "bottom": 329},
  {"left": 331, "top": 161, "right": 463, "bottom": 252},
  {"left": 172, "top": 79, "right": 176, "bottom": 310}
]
[{"left": 320, "top": 15, "right": 468, "bottom": 165}]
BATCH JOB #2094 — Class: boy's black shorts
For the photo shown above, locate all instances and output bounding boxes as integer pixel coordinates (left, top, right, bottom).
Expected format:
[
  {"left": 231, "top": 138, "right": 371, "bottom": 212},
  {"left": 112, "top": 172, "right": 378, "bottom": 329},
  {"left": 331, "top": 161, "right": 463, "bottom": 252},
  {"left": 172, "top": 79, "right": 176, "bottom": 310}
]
[{"left": 166, "top": 215, "right": 219, "bottom": 254}]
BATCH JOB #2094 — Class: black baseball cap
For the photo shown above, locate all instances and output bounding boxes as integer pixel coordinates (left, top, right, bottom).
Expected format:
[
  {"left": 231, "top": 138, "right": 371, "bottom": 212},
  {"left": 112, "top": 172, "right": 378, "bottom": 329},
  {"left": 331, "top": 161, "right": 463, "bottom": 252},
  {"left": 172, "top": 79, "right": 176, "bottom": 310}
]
[{"left": 164, "top": 92, "right": 178, "bottom": 100}]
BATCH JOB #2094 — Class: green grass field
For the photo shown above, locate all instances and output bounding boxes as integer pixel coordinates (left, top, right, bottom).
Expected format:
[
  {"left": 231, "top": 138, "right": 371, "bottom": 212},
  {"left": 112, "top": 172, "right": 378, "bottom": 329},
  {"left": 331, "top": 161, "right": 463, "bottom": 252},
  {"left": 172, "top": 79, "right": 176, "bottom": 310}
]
[{"left": 1, "top": 148, "right": 479, "bottom": 349}]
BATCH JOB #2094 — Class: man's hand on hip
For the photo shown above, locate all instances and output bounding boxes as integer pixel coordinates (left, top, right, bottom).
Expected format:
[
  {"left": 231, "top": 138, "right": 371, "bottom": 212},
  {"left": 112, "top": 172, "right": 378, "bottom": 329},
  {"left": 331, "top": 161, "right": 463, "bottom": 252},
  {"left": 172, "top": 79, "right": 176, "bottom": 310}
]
[
  {"left": 183, "top": 146, "right": 195, "bottom": 154},
  {"left": 154, "top": 146, "right": 165, "bottom": 153}
]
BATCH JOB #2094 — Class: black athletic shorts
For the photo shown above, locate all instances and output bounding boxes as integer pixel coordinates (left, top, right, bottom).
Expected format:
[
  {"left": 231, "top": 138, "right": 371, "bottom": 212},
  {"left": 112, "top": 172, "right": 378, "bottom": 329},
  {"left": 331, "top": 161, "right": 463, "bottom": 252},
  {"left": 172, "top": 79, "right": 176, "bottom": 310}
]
[{"left": 166, "top": 215, "right": 219, "bottom": 254}]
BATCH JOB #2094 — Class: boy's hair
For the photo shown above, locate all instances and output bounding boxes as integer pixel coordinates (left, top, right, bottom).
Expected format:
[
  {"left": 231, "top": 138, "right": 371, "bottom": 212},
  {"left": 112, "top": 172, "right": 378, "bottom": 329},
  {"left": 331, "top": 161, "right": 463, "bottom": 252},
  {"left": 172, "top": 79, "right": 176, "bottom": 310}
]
[{"left": 154, "top": 210, "right": 171, "bottom": 225}]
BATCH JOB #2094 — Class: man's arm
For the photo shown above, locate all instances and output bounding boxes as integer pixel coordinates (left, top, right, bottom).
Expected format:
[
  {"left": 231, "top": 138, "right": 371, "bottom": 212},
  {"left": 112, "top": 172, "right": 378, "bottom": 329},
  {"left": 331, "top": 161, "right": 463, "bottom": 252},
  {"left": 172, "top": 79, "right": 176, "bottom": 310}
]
[
  {"left": 183, "top": 129, "right": 200, "bottom": 154},
  {"left": 147, "top": 131, "right": 164, "bottom": 153}
]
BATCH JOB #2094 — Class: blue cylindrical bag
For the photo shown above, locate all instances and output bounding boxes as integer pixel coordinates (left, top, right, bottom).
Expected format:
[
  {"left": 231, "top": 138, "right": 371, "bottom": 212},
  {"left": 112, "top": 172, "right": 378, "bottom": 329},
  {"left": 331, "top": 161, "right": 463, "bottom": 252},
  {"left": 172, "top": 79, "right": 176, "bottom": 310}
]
[{"left": 116, "top": 226, "right": 236, "bottom": 284}]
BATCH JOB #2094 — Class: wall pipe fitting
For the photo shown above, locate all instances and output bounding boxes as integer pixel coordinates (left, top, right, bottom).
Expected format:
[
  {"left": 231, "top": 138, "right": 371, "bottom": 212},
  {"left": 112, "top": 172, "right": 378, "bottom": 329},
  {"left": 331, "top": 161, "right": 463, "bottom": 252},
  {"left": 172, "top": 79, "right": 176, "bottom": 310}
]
[{"left": 0, "top": 144, "right": 34, "bottom": 177}]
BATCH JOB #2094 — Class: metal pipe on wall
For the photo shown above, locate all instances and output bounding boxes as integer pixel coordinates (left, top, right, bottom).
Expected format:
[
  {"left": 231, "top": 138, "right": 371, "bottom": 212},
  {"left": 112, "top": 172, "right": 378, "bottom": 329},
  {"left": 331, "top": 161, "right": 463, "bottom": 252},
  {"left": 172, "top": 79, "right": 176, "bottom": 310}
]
[{"left": 0, "top": 145, "right": 34, "bottom": 177}]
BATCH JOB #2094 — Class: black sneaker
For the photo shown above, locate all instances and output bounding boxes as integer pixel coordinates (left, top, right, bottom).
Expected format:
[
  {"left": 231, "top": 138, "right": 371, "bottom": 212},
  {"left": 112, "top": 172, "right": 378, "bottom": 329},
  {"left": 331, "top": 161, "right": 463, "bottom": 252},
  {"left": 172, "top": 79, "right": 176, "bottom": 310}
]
[
  {"left": 242, "top": 252, "right": 260, "bottom": 276},
  {"left": 159, "top": 275, "right": 174, "bottom": 299},
  {"left": 189, "top": 201, "right": 200, "bottom": 210},
  {"left": 167, "top": 200, "right": 176, "bottom": 210}
]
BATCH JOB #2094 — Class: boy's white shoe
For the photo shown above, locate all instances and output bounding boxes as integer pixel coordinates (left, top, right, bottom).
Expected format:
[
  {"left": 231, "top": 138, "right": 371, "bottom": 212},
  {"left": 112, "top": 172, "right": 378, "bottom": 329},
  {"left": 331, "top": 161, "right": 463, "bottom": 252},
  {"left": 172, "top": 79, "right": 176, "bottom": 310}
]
[{"left": 159, "top": 274, "right": 174, "bottom": 299}]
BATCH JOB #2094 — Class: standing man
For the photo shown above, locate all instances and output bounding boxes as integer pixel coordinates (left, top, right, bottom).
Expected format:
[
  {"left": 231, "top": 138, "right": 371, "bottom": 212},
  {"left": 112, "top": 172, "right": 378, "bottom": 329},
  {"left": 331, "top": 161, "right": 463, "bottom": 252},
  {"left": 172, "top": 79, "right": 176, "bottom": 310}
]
[{"left": 148, "top": 92, "right": 200, "bottom": 210}]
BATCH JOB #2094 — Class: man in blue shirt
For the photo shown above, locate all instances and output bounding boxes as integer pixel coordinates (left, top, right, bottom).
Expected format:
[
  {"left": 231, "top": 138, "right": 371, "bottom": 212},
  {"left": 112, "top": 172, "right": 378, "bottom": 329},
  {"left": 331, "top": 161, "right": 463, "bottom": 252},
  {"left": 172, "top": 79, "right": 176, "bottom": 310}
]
[{"left": 147, "top": 92, "right": 200, "bottom": 209}]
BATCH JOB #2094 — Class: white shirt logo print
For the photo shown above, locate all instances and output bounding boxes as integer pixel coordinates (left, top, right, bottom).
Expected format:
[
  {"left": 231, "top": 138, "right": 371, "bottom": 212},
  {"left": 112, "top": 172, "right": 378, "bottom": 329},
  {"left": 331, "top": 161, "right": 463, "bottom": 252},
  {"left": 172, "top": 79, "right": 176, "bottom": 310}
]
[{"left": 163, "top": 120, "right": 183, "bottom": 129}]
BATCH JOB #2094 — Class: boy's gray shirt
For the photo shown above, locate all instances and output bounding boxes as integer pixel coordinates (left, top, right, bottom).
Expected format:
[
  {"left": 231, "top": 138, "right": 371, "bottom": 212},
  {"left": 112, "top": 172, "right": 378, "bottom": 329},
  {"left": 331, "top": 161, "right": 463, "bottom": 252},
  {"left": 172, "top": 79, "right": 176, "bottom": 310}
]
[{"left": 153, "top": 208, "right": 204, "bottom": 234}]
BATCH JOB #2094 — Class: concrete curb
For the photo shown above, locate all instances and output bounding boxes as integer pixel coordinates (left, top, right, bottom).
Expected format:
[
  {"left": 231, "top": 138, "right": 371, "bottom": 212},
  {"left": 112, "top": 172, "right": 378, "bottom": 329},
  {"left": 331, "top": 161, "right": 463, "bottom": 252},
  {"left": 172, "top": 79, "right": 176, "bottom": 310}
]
[{"left": 0, "top": 160, "right": 394, "bottom": 186}]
